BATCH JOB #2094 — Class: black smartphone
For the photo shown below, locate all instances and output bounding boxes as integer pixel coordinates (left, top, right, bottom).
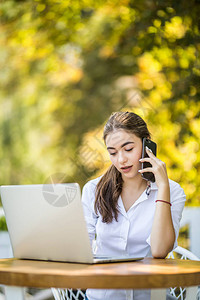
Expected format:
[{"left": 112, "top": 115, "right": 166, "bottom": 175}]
[{"left": 141, "top": 138, "right": 157, "bottom": 182}]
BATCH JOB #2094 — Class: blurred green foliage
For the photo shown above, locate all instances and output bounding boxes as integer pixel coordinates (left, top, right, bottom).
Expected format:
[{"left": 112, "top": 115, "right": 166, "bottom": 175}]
[
  {"left": 0, "top": 0, "right": 199, "bottom": 205},
  {"left": 0, "top": 216, "right": 8, "bottom": 231}
]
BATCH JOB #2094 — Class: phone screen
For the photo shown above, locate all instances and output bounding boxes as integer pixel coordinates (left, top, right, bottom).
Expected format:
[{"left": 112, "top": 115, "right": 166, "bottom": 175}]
[{"left": 141, "top": 138, "right": 157, "bottom": 182}]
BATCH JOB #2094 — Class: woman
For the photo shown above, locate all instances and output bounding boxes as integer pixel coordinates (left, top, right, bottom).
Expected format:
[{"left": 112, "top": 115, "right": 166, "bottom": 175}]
[{"left": 82, "top": 111, "right": 186, "bottom": 300}]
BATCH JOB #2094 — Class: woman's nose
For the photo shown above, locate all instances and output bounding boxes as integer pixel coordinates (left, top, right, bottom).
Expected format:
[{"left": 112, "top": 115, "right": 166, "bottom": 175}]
[{"left": 118, "top": 151, "right": 127, "bottom": 164}]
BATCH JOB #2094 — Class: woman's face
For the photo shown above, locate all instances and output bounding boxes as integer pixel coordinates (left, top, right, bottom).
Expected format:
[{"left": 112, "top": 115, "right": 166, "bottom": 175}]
[{"left": 105, "top": 129, "right": 143, "bottom": 180}]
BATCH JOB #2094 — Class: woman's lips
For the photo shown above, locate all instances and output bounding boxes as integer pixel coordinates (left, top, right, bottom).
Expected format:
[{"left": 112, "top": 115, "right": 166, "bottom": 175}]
[{"left": 121, "top": 165, "right": 133, "bottom": 173}]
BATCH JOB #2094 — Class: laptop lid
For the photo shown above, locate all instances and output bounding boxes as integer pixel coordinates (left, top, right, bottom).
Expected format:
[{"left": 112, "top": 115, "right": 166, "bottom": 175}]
[{"left": 0, "top": 183, "right": 95, "bottom": 263}]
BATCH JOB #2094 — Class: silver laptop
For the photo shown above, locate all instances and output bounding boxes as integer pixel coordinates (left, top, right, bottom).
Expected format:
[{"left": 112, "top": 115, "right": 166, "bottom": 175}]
[{"left": 0, "top": 184, "right": 143, "bottom": 264}]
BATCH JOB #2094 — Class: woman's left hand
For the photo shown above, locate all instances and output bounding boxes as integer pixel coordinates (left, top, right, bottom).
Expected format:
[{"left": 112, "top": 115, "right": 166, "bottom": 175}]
[{"left": 138, "top": 146, "right": 169, "bottom": 188}]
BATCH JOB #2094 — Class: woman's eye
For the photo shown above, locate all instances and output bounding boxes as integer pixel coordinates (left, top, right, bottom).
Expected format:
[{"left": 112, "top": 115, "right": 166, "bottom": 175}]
[
  {"left": 109, "top": 152, "right": 116, "bottom": 156},
  {"left": 125, "top": 148, "right": 133, "bottom": 152}
]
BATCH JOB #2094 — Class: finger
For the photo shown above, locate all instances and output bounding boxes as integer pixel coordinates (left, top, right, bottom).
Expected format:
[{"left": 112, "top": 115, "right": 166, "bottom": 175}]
[
  {"left": 138, "top": 167, "right": 153, "bottom": 174},
  {"left": 146, "top": 146, "right": 156, "bottom": 159},
  {"left": 140, "top": 157, "right": 162, "bottom": 166},
  {"left": 139, "top": 157, "right": 152, "bottom": 163}
]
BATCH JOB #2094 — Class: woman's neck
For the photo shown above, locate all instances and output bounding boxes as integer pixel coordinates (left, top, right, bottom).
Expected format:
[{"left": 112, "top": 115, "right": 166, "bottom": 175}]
[
  {"left": 122, "top": 175, "right": 147, "bottom": 193},
  {"left": 121, "top": 175, "right": 148, "bottom": 212}
]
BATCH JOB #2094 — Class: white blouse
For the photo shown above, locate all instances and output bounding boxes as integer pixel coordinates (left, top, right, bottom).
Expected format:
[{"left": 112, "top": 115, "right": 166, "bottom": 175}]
[{"left": 81, "top": 176, "right": 186, "bottom": 300}]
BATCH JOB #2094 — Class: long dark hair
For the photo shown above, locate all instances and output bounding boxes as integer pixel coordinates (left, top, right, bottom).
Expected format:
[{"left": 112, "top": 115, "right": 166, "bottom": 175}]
[{"left": 94, "top": 111, "right": 151, "bottom": 223}]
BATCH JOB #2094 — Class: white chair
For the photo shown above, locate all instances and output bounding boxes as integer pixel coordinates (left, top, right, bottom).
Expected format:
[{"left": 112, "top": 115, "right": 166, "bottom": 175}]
[
  {"left": 52, "top": 288, "right": 86, "bottom": 300},
  {"left": 151, "top": 246, "right": 200, "bottom": 300},
  {"left": 52, "top": 246, "right": 200, "bottom": 300}
]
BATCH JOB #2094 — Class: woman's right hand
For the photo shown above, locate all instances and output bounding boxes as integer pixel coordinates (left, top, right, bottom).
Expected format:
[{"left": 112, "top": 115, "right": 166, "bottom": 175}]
[{"left": 139, "top": 146, "right": 169, "bottom": 190}]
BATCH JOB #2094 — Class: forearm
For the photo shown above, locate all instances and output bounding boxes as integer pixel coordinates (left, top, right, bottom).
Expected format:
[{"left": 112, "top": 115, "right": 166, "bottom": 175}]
[
  {"left": 139, "top": 147, "right": 176, "bottom": 257},
  {"left": 150, "top": 183, "right": 175, "bottom": 258}
]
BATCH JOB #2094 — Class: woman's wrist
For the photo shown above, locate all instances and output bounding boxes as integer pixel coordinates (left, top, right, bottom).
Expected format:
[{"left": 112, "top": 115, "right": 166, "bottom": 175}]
[
  {"left": 156, "top": 181, "right": 170, "bottom": 202},
  {"left": 157, "top": 179, "right": 169, "bottom": 191},
  {"left": 155, "top": 199, "right": 172, "bottom": 206}
]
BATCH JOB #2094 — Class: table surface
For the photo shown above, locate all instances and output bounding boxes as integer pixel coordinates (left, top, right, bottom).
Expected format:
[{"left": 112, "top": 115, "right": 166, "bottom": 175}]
[{"left": 0, "top": 257, "right": 200, "bottom": 289}]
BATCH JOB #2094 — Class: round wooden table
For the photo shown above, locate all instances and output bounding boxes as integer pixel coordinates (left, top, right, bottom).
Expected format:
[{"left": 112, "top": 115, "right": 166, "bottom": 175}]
[{"left": 0, "top": 257, "right": 200, "bottom": 299}]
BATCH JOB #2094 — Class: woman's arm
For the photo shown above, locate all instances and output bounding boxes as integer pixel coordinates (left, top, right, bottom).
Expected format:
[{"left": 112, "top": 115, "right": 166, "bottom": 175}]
[
  {"left": 81, "top": 181, "right": 98, "bottom": 247},
  {"left": 150, "top": 181, "right": 175, "bottom": 258},
  {"left": 139, "top": 147, "right": 175, "bottom": 258}
]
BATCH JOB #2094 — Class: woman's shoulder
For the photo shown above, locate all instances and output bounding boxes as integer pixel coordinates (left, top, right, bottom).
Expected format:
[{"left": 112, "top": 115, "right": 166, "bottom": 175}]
[
  {"left": 81, "top": 176, "right": 103, "bottom": 206},
  {"left": 82, "top": 175, "right": 103, "bottom": 192}
]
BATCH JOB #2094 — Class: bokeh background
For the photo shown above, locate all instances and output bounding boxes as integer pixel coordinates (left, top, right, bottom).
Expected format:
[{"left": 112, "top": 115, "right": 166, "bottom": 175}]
[{"left": 0, "top": 0, "right": 200, "bottom": 209}]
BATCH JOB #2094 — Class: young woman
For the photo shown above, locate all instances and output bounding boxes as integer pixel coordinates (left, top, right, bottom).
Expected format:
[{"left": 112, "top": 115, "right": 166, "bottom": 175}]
[{"left": 82, "top": 111, "right": 186, "bottom": 300}]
